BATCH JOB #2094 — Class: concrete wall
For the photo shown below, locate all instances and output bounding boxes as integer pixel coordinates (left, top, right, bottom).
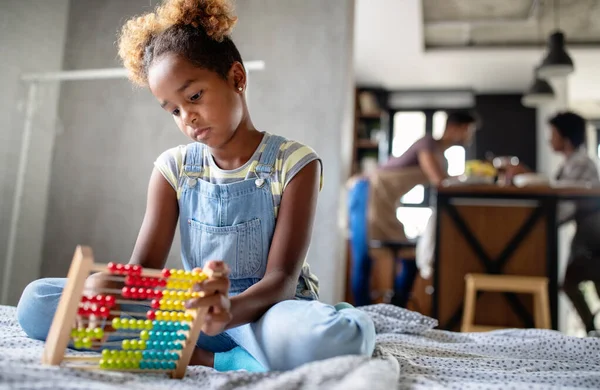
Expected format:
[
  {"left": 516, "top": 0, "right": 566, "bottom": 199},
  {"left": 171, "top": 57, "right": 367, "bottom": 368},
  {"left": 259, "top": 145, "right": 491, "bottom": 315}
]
[
  {"left": 39, "top": 0, "right": 355, "bottom": 305},
  {"left": 0, "top": 0, "right": 70, "bottom": 305}
]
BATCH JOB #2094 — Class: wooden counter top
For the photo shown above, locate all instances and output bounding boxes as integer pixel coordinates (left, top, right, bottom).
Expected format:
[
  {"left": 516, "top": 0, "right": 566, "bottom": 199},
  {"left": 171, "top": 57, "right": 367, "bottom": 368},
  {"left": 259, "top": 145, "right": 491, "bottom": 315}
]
[{"left": 436, "top": 184, "right": 600, "bottom": 198}]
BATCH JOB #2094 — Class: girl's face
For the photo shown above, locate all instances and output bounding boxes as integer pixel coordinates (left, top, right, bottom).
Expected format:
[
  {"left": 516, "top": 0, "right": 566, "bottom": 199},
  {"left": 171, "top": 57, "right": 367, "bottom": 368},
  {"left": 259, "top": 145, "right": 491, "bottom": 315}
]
[{"left": 147, "top": 53, "right": 245, "bottom": 148}]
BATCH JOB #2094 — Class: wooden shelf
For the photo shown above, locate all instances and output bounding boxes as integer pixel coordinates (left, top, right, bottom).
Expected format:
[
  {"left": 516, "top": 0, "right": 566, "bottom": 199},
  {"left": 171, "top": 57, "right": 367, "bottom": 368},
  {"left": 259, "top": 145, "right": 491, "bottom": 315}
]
[{"left": 356, "top": 139, "right": 379, "bottom": 149}]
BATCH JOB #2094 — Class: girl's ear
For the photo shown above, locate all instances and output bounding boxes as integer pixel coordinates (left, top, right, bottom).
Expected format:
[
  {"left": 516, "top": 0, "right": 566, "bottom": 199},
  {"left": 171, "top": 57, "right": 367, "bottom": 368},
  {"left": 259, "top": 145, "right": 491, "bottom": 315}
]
[{"left": 229, "top": 62, "right": 247, "bottom": 93}]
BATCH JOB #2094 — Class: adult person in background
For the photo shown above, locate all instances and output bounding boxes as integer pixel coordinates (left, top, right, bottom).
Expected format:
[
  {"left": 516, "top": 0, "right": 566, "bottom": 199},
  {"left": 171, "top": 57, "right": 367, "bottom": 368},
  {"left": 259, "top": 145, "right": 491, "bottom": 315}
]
[
  {"left": 507, "top": 111, "right": 600, "bottom": 334},
  {"left": 347, "top": 111, "right": 478, "bottom": 307}
]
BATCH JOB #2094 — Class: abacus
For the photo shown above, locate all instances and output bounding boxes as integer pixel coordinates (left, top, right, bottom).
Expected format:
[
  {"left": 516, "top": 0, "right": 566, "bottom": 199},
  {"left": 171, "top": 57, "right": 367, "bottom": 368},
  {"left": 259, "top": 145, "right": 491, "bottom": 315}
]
[{"left": 42, "top": 245, "right": 214, "bottom": 379}]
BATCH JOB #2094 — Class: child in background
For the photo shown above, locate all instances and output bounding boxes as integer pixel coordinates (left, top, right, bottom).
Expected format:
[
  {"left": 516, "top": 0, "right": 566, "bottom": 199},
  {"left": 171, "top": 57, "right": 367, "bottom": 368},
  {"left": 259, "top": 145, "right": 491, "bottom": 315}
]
[{"left": 16, "top": 0, "right": 375, "bottom": 372}]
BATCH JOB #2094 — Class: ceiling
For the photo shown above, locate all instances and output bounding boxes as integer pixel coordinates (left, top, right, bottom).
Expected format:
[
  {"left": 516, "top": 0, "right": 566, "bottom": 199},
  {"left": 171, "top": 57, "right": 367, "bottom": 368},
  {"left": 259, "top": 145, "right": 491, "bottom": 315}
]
[{"left": 423, "top": 0, "right": 600, "bottom": 48}]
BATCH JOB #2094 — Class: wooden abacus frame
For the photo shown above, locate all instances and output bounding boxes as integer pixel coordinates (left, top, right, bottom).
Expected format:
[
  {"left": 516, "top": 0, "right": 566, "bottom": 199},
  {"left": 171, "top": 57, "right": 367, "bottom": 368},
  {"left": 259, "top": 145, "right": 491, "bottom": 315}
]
[{"left": 42, "top": 245, "right": 210, "bottom": 379}]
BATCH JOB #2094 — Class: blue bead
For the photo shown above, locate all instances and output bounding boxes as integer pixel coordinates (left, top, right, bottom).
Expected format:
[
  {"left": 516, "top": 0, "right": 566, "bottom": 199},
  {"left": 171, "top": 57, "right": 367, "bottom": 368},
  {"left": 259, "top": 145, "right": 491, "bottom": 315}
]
[
  {"left": 156, "top": 352, "right": 164, "bottom": 360},
  {"left": 181, "top": 323, "right": 190, "bottom": 331},
  {"left": 175, "top": 343, "right": 183, "bottom": 350},
  {"left": 169, "top": 361, "right": 177, "bottom": 370},
  {"left": 166, "top": 342, "right": 174, "bottom": 350},
  {"left": 159, "top": 341, "right": 167, "bottom": 349},
  {"left": 161, "top": 361, "right": 170, "bottom": 370},
  {"left": 140, "top": 361, "right": 147, "bottom": 370}
]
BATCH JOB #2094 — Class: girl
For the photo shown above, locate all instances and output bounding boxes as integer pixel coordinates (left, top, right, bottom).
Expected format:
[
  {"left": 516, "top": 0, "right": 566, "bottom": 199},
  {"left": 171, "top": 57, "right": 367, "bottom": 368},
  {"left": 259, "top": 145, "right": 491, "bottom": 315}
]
[{"left": 16, "top": 0, "right": 375, "bottom": 372}]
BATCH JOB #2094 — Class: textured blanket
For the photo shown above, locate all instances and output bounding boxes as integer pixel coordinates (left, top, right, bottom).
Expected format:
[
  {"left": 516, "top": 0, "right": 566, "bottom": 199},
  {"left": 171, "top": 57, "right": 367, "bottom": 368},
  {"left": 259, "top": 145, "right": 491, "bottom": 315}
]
[{"left": 2, "top": 304, "right": 600, "bottom": 389}]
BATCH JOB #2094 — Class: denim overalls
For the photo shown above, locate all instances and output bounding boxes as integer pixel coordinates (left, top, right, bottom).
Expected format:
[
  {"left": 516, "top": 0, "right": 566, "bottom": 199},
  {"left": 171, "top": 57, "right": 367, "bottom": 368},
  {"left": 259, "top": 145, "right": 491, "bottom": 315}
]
[{"left": 17, "top": 134, "right": 376, "bottom": 371}]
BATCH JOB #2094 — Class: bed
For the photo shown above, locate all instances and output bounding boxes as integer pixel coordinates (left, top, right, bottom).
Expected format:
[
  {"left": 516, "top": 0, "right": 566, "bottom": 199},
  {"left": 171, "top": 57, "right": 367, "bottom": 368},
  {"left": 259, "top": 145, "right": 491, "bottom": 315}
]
[{"left": 1, "top": 304, "right": 599, "bottom": 389}]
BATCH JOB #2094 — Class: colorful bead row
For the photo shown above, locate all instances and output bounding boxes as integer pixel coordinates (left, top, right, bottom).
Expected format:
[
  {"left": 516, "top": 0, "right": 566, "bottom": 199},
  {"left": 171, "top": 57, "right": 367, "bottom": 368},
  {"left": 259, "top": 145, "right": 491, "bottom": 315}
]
[
  {"left": 71, "top": 327, "right": 104, "bottom": 340},
  {"left": 77, "top": 305, "right": 110, "bottom": 318},
  {"left": 112, "top": 318, "right": 153, "bottom": 330},
  {"left": 81, "top": 295, "right": 116, "bottom": 307},
  {"left": 121, "top": 287, "right": 163, "bottom": 300},
  {"left": 99, "top": 359, "right": 177, "bottom": 371},
  {"left": 165, "top": 279, "right": 196, "bottom": 291},
  {"left": 72, "top": 338, "right": 93, "bottom": 349},
  {"left": 124, "top": 276, "right": 164, "bottom": 288},
  {"left": 147, "top": 310, "right": 194, "bottom": 322},
  {"left": 110, "top": 318, "right": 191, "bottom": 331},
  {"left": 161, "top": 290, "right": 203, "bottom": 300},
  {"left": 122, "top": 339, "right": 184, "bottom": 350},
  {"left": 106, "top": 263, "right": 143, "bottom": 276},
  {"left": 162, "top": 269, "right": 208, "bottom": 282},
  {"left": 151, "top": 299, "right": 186, "bottom": 311},
  {"left": 140, "top": 330, "right": 187, "bottom": 342},
  {"left": 101, "top": 349, "right": 180, "bottom": 361}
]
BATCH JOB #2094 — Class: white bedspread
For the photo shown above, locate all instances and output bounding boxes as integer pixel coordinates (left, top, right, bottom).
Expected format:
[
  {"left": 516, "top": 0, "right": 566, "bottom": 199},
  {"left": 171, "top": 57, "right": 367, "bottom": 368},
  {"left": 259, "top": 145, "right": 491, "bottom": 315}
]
[{"left": 1, "top": 304, "right": 600, "bottom": 389}]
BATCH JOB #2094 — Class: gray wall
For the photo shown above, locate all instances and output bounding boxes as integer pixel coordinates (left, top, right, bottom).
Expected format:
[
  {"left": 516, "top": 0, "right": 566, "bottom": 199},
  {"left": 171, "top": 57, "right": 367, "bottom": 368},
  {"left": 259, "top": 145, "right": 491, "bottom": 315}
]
[
  {"left": 38, "top": 0, "right": 354, "bottom": 305},
  {"left": 0, "top": 0, "right": 70, "bottom": 305}
]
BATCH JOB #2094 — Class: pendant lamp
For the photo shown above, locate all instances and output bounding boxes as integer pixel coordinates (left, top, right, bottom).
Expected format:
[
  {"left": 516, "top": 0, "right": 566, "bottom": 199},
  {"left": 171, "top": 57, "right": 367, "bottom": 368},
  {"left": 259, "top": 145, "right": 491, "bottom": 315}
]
[
  {"left": 538, "top": 0, "right": 574, "bottom": 78},
  {"left": 522, "top": 67, "right": 555, "bottom": 107}
]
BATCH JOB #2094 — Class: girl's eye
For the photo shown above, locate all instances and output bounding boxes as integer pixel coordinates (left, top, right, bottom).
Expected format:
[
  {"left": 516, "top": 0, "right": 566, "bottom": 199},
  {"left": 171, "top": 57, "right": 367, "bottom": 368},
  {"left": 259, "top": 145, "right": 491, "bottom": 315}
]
[
  {"left": 190, "top": 91, "right": 202, "bottom": 101},
  {"left": 172, "top": 108, "right": 180, "bottom": 117}
]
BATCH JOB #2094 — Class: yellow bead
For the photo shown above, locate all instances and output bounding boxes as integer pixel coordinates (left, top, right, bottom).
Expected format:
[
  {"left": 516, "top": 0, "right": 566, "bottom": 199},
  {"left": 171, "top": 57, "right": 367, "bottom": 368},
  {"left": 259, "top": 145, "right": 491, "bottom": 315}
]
[
  {"left": 138, "top": 340, "right": 147, "bottom": 350},
  {"left": 176, "top": 269, "right": 185, "bottom": 277},
  {"left": 122, "top": 340, "right": 130, "bottom": 350},
  {"left": 120, "top": 318, "right": 129, "bottom": 329},
  {"left": 140, "top": 330, "right": 149, "bottom": 340},
  {"left": 177, "top": 312, "right": 186, "bottom": 321},
  {"left": 170, "top": 269, "right": 177, "bottom": 277},
  {"left": 144, "top": 320, "right": 153, "bottom": 330},
  {"left": 128, "top": 319, "right": 137, "bottom": 328},
  {"left": 136, "top": 320, "right": 145, "bottom": 329},
  {"left": 166, "top": 280, "right": 174, "bottom": 289},
  {"left": 130, "top": 340, "right": 138, "bottom": 349},
  {"left": 155, "top": 311, "right": 163, "bottom": 321}
]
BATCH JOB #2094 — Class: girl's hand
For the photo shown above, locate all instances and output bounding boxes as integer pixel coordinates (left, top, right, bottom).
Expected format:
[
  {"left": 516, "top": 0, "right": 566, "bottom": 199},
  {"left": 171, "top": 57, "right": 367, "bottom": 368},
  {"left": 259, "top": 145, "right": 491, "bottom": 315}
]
[{"left": 186, "top": 261, "right": 232, "bottom": 336}]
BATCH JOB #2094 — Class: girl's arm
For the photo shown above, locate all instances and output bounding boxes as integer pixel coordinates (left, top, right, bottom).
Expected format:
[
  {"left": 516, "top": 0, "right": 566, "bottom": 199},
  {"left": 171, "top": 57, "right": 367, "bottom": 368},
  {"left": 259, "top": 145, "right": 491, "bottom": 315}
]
[
  {"left": 86, "top": 169, "right": 178, "bottom": 287},
  {"left": 129, "top": 168, "right": 179, "bottom": 269},
  {"left": 226, "top": 160, "right": 321, "bottom": 329}
]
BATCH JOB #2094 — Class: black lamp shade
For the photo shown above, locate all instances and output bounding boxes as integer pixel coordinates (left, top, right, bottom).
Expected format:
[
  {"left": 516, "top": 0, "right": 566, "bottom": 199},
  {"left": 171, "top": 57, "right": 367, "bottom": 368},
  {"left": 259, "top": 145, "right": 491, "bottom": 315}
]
[
  {"left": 538, "top": 31, "right": 575, "bottom": 78},
  {"left": 522, "top": 69, "right": 555, "bottom": 107}
]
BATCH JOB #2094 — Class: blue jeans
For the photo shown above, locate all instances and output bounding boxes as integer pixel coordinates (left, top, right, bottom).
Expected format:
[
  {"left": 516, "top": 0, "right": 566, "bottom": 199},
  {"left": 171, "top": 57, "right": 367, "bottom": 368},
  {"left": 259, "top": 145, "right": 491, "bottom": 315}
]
[
  {"left": 17, "top": 278, "right": 376, "bottom": 371},
  {"left": 348, "top": 179, "right": 418, "bottom": 307}
]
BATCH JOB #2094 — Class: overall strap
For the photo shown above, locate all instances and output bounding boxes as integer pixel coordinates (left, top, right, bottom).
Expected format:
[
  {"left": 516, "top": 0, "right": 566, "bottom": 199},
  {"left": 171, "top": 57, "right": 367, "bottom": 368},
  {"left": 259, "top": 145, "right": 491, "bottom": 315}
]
[
  {"left": 182, "top": 142, "right": 205, "bottom": 174},
  {"left": 255, "top": 135, "right": 286, "bottom": 177}
]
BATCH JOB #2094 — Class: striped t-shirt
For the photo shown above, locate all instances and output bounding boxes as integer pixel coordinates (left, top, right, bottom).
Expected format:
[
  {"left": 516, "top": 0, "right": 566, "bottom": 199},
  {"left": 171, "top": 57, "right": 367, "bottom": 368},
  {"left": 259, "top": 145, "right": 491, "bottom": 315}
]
[{"left": 154, "top": 132, "right": 323, "bottom": 218}]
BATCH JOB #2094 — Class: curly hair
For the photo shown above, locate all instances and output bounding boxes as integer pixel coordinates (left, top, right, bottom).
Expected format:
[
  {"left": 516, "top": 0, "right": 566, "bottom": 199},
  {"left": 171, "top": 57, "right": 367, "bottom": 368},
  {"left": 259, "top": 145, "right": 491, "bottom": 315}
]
[{"left": 117, "top": 0, "right": 242, "bottom": 86}]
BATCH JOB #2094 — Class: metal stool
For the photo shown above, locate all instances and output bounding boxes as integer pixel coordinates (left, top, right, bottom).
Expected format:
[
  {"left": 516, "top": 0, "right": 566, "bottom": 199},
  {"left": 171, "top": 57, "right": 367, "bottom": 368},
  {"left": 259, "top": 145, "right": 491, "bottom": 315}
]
[{"left": 461, "top": 273, "right": 551, "bottom": 332}]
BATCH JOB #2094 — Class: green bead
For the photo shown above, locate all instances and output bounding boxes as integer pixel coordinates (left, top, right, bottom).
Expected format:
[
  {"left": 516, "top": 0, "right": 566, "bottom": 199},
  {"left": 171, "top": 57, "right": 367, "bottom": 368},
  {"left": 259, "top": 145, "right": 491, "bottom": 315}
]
[
  {"left": 120, "top": 318, "right": 129, "bottom": 329},
  {"left": 73, "top": 339, "right": 83, "bottom": 349},
  {"left": 70, "top": 329, "right": 78, "bottom": 338},
  {"left": 93, "top": 328, "right": 104, "bottom": 339},
  {"left": 132, "top": 360, "right": 140, "bottom": 369},
  {"left": 124, "top": 360, "right": 134, "bottom": 369},
  {"left": 139, "top": 340, "right": 147, "bottom": 350},
  {"left": 128, "top": 319, "right": 137, "bottom": 328},
  {"left": 122, "top": 340, "right": 130, "bottom": 350},
  {"left": 101, "top": 350, "right": 110, "bottom": 358},
  {"left": 145, "top": 320, "right": 153, "bottom": 330},
  {"left": 82, "top": 337, "right": 92, "bottom": 349},
  {"left": 140, "top": 330, "right": 149, "bottom": 340},
  {"left": 109, "top": 350, "right": 118, "bottom": 357},
  {"left": 106, "top": 359, "right": 115, "bottom": 369},
  {"left": 99, "top": 359, "right": 107, "bottom": 369},
  {"left": 112, "top": 318, "right": 121, "bottom": 330},
  {"left": 134, "top": 351, "right": 143, "bottom": 360},
  {"left": 136, "top": 320, "right": 145, "bottom": 329}
]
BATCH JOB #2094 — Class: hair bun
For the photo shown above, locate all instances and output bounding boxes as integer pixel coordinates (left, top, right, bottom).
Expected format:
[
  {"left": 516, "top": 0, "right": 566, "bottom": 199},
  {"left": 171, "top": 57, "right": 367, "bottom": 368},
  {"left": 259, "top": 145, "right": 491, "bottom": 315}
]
[{"left": 157, "top": 0, "right": 237, "bottom": 41}]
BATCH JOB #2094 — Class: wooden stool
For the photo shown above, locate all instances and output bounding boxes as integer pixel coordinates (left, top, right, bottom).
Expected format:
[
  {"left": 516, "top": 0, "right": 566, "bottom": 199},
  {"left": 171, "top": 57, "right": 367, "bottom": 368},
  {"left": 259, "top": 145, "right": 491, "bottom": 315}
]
[{"left": 461, "top": 273, "right": 551, "bottom": 332}]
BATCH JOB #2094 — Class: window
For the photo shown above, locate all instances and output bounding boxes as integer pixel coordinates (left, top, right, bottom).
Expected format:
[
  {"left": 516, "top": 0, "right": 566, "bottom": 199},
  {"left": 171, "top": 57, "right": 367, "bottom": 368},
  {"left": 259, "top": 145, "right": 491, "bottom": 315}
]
[{"left": 390, "top": 109, "right": 470, "bottom": 239}]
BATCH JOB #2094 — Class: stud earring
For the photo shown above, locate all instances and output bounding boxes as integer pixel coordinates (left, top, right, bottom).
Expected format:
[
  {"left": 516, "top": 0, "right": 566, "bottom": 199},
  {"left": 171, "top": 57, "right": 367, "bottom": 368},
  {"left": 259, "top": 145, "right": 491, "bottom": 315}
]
[{"left": 238, "top": 86, "right": 243, "bottom": 92}]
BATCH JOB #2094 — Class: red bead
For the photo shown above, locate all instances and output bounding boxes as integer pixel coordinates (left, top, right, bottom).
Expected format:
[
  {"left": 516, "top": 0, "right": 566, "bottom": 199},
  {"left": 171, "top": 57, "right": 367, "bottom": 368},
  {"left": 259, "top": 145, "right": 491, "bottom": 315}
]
[
  {"left": 158, "top": 279, "right": 167, "bottom": 287},
  {"left": 78, "top": 307, "right": 86, "bottom": 316},
  {"left": 98, "top": 306, "right": 109, "bottom": 318},
  {"left": 134, "top": 288, "right": 144, "bottom": 299},
  {"left": 107, "top": 262, "right": 116, "bottom": 273},
  {"left": 130, "top": 288, "right": 139, "bottom": 299},
  {"left": 123, "top": 264, "right": 132, "bottom": 274},
  {"left": 151, "top": 299, "right": 160, "bottom": 309},
  {"left": 124, "top": 275, "right": 134, "bottom": 286},
  {"left": 80, "top": 296, "right": 89, "bottom": 303},
  {"left": 162, "top": 269, "right": 171, "bottom": 278},
  {"left": 131, "top": 264, "right": 142, "bottom": 276},
  {"left": 105, "top": 295, "right": 116, "bottom": 308},
  {"left": 147, "top": 310, "right": 156, "bottom": 320},
  {"left": 115, "top": 263, "right": 124, "bottom": 274},
  {"left": 121, "top": 287, "right": 130, "bottom": 299},
  {"left": 94, "top": 295, "right": 104, "bottom": 303}
]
